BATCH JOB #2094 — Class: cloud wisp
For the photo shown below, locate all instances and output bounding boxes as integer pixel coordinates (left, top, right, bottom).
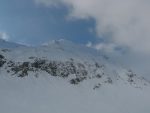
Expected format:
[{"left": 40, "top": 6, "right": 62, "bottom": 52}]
[{"left": 0, "top": 32, "right": 9, "bottom": 41}]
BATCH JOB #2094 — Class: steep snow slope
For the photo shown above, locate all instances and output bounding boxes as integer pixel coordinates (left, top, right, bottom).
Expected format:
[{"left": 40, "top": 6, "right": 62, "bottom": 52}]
[{"left": 0, "top": 39, "right": 150, "bottom": 113}]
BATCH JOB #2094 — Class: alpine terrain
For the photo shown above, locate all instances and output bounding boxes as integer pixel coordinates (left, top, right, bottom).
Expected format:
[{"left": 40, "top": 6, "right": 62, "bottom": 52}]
[{"left": 0, "top": 39, "right": 150, "bottom": 113}]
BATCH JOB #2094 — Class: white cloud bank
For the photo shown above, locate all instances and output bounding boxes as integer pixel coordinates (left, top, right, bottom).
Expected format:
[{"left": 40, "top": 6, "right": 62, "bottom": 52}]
[
  {"left": 0, "top": 32, "right": 9, "bottom": 41},
  {"left": 35, "top": 0, "right": 150, "bottom": 54}
]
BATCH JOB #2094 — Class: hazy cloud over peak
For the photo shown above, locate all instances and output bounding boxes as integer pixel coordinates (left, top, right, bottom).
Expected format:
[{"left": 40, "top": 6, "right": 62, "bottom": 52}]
[
  {"left": 35, "top": 0, "right": 150, "bottom": 54},
  {"left": 0, "top": 32, "right": 9, "bottom": 41}
]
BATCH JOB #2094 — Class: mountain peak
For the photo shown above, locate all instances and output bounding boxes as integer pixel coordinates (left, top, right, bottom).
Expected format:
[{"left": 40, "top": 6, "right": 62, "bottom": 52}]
[
  {"left": 0, "top": 39, "right": 25, "bottom": 49},
  {"left": 0, "top": 38, "right": 150, "bottom": 113},
  {"left": 42, "top": 39, "right": 75, "bottom": 46}
]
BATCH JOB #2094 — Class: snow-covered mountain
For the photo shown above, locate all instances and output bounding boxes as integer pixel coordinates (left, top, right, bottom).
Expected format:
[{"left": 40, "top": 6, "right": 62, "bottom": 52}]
[
  {"left": 0, "top": 39, "right": 25, "bottom": 48},
  {"left": 0, "top": 39, "right": 150, "bottom": 113}
]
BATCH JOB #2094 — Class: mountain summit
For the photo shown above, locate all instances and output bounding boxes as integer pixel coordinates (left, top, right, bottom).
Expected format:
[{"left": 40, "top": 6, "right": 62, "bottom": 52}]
[
  {"left": 0, "top": 39, "right": 25, "bottom": 48},
  {"left": 0, "top": 39, "right": 150, "bottom": 113}
]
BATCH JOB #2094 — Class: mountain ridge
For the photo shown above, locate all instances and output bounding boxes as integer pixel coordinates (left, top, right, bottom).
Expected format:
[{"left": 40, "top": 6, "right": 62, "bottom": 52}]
[{"left": 0, "top": 39, "right": 150, "bottom": 113}]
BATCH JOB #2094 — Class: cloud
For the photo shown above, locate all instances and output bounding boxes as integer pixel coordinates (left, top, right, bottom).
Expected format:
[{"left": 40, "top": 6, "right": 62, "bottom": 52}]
[
  {"left": 86, "top": 41, "right": 117, "bottom": 53},
  {"left": 35, "top": 0, "right": 150, "bottom": 54},
  {"left": 86, "top": 41, "right": 92, "bottom": 48},
  {"left": 34, "top": 0, "right": 150, "bottom": 79},
  {"left": 94, "top": 43, "right": 118, "bottom": 53},
  {"left": 0, "top": 32, "right": 9, "bottom": 41}
]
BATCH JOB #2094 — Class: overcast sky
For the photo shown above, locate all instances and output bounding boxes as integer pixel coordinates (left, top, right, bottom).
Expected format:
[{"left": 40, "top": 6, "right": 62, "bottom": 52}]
[{"left": 0, "top": 0, "right": 150, "bottom": 79}]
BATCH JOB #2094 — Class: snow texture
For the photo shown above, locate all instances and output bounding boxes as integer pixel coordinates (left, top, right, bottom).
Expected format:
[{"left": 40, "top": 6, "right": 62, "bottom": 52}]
[{"left": 0, "top": 39, "right": 150, "bottom": 113}]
